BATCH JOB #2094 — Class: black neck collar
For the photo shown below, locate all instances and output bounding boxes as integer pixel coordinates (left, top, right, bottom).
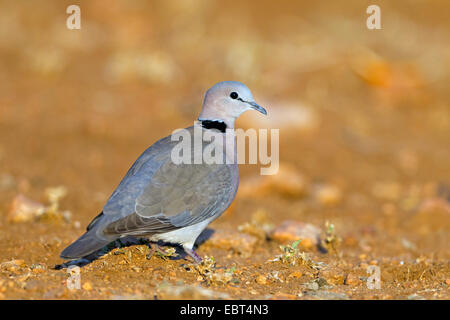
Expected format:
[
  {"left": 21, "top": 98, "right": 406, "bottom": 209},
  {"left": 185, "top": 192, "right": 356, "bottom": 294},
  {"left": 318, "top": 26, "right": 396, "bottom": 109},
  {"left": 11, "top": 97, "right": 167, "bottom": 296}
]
[{"left": 199, "top": 119, "right": 227, "bottom": 133}]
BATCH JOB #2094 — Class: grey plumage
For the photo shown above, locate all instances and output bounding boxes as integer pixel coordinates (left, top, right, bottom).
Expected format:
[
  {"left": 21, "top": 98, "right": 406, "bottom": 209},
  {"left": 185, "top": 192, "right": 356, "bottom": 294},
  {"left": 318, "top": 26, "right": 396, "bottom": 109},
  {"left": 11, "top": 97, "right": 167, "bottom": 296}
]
[{"left": 61, "top": 81, "right": 266, "bottom": 263}]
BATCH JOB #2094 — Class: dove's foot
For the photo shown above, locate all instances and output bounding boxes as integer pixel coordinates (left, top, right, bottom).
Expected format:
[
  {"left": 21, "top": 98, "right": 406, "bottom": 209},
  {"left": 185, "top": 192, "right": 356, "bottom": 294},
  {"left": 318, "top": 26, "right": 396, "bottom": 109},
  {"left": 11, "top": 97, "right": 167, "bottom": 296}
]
[
  {"left": 146, "top": 243, "right": 172, "bottom": 260},
  {"left": 184, "top": 247, "right": 203, "bottom": 264}
]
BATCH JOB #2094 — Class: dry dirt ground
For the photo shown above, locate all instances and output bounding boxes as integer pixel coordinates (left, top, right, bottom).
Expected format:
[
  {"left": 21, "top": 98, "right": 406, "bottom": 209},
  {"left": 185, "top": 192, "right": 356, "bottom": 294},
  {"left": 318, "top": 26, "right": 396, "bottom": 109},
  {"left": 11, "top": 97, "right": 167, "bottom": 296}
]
[{"left": 0, "top": 1, "right": 449, "bottom": 299}]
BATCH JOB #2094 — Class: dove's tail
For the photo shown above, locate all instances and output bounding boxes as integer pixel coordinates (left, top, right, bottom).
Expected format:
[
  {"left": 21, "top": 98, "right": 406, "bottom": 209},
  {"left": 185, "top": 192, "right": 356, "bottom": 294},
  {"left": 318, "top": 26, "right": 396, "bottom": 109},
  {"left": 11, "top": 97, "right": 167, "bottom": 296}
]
[{"left": 60, "top": 228, "right": 114, "bottom": 260}]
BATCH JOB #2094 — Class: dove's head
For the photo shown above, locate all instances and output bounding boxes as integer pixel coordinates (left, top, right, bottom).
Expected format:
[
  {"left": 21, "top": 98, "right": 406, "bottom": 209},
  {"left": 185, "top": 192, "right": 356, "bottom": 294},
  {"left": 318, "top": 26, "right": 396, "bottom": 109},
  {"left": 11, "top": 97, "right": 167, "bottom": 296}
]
[{"left": 199, "top": 81, "right": 266, "bottom": 129}]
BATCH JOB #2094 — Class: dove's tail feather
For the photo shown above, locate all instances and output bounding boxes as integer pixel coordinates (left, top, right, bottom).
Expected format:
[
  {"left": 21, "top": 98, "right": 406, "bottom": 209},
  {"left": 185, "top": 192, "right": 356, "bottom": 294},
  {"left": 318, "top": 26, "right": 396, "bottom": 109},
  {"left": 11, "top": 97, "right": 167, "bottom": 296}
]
[{"left": 60, "top": 229, "right": 114, "bottom": 260}]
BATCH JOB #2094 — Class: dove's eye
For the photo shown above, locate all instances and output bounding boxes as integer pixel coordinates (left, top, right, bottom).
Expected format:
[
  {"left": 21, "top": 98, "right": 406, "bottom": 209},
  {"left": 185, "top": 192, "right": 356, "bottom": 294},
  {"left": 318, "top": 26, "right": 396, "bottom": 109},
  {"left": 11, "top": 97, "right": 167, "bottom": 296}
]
[{"left": 230, "top": 92, "right": 238, "bottom": 99}]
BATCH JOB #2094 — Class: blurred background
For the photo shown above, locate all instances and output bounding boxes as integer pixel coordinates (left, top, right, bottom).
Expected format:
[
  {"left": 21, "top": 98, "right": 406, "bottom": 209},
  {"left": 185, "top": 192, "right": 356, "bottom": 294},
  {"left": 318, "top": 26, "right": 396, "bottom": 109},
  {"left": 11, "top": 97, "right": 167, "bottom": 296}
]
[{"left": 0, "top": 0, "right": 448, "bottom": 299}]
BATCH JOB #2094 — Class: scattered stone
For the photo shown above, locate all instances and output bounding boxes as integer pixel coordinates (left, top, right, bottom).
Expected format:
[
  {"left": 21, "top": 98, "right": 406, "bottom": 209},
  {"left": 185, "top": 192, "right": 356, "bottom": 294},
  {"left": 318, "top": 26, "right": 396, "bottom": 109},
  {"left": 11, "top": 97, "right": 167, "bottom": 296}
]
[
  {"left": 304, "top": 278, "right": 331, "bottom": 292},
  {"left": 41, "top": 186, "right": 71, "bottom": 222},
  {"left": 82, "top": 281, "right": 93, "bottom": 291},
  {"left": 30, "top": 263, "right": 47, "bottom": 274},
  {"left": 321, "top": 268, "right": 345, "bottom": 285},
  {"left": 211, "top": 266, "right": 236, "bottom": 285},
  {"left": 255, "top": 275, "right": 267, "bottom": 285},
  {"left": 0, "top": 259, "right": 26, "bottom": 272},
  {"left": 8, "top": 188, "right": 71, "bottom": 223},
  {"left": 345, "top": 273, "right": 361, "bottom": 286},
  {"left": 267, "top": 271, "right": 284, "bottom": 283},
  {"left": 270, "top": 220, "right": 321, "bottom": 249},
  {"left": 203, "top": 229, "right": 258, "bottom": 256},
  {"left": 304, "top": 280, "right": 319, "bottom": 291},
  {"left": 288, "top": 271, "right": 303, "bottom": 279},
  {"left": 8, "top": 195, "right": 46, "bottom": 223}
]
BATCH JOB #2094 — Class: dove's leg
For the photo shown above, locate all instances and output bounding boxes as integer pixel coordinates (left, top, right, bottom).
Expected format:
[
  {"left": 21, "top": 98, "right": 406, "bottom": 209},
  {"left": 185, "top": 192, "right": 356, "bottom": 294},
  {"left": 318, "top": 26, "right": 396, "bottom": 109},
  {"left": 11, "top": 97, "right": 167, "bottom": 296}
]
[
  {"left": 146, "top": 244, "right": 156, "bottom": 259},
  {"left": 146, "top": 243, "right": 172, "bottom": 259},
  {"left": 183, "top": 246, "right": 202, "bottom": 264}
]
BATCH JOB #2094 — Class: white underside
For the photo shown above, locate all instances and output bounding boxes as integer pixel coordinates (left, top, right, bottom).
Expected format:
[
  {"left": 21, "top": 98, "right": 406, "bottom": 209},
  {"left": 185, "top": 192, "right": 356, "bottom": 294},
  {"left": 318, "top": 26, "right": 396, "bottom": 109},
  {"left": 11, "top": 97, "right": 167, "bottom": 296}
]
[{"left": 148, "top": 216, "right": 215, "bottom": 249}]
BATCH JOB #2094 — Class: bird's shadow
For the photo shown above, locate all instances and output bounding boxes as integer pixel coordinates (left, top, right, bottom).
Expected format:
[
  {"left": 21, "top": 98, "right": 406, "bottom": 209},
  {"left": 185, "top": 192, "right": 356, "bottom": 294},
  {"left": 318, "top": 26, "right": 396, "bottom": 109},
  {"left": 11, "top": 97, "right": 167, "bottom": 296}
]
[{"left": 54, "top": 228, "right": 215, "bottom": 270}]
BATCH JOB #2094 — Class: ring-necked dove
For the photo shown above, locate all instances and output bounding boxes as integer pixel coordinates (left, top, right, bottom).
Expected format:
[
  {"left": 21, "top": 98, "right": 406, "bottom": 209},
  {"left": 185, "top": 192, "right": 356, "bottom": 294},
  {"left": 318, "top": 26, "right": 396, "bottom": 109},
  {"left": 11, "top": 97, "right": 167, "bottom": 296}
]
[{"left": 60, "top": 81, "right": 267, "bottom": 263}]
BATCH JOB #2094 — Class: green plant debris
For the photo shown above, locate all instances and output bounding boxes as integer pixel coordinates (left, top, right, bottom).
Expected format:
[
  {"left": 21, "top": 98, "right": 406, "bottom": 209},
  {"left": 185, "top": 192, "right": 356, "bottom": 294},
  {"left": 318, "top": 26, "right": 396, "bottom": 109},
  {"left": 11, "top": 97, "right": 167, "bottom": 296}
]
[
  {"left": 269, "top": 239, "right": 324, "bottom": 270},
  {"left": 297, "top": 252, "right": 324, "bottom": 271},
  {"left": 321, "top": 221, "right": 341, "bottom": 253},
  {"left": 280, "top": 239, "right": 302, "bottom": 265},
  {"left": 187, "top": 256, "right": 237, "bottom": 285},
  {"left": 193, "top": 256, "right": 216, "bottom": 275},
  {"left": 156, "top": 247, "right": 178, "bottom": 260}
]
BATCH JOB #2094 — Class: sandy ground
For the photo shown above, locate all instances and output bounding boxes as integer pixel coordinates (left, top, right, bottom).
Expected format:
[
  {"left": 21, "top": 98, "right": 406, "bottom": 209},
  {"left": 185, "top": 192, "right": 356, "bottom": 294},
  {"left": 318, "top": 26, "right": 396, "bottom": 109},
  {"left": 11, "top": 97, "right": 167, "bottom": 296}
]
[{"left": 0, "top": 1, "right": 449, "bottom": 299}]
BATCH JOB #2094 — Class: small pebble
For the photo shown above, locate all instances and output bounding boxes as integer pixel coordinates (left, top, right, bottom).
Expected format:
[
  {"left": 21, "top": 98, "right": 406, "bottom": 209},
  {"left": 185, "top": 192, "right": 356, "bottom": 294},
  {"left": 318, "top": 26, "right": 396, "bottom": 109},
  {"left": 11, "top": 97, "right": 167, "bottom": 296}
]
[
  {"left": 82, "top": 282, "right": 93, "bottom": 291},
  {"left": 288, "top": 271, "right": 303, "bottom": 279},
  {"left": 321, "top": 269, "right": 345, "bottom": 285},
  {"left": 203, "top": 229, "right": 258, "bottom": 256},
  {"left": 270, "top": 220, "right": 321, "bottom": 249},
  {"left": 8, "top": 195, "right": 45, "bottom": 223},
  {"left": 255, "top": 275, "right": 267, "bottom": 285},
  {"left": 345, "top": 273, "right": 360, "bottom": 286}
]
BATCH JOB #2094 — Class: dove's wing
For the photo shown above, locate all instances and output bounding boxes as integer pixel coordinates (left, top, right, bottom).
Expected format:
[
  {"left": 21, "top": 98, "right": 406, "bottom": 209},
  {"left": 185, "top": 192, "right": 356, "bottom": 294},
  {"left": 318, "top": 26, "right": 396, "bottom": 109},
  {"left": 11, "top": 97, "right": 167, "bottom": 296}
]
[
  {"left": 97, "top": 125, "right": 238, "bottom": 237},
  {"left": 103, "top": 156, "right": 236, "bottom": 236},
  {"left": 100, "top": 133, "right": 177, "bottom": 221}
]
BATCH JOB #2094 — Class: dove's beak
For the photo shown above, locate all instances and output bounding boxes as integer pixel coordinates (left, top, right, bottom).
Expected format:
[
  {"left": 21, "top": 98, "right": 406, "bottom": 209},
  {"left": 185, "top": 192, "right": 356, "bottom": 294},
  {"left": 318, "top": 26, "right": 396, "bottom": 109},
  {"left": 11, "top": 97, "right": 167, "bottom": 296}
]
[{"left": 247, "top": 101, "right": 267, "bottom": 115}]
